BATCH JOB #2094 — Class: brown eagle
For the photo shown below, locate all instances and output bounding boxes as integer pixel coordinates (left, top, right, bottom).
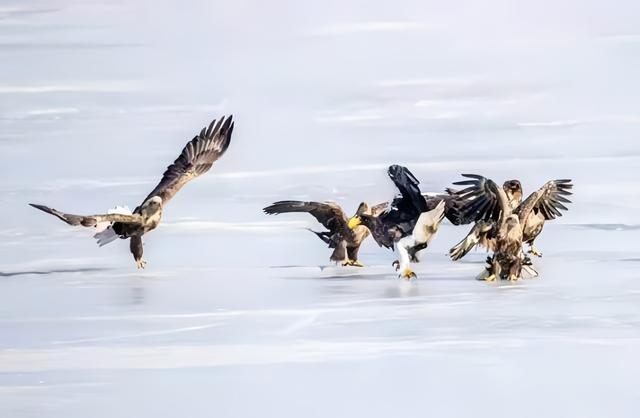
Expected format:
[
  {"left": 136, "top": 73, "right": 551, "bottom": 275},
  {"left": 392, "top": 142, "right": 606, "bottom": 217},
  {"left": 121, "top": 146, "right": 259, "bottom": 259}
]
[
  {"left": 262, "top": 200, "right": 389, "bottom": 266},
  {"left": 449, "top": 174, "right": 572, "bottom": 281},
  {"left": 30, "top": 116, "right": 234, "bottom": 268}
]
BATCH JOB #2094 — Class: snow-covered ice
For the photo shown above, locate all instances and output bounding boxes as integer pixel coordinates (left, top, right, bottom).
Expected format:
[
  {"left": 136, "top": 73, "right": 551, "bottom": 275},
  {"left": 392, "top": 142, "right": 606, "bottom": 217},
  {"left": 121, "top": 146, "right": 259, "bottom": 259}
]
[
  {"left": 2, "top": 1, "right": 640, "bottom": 416},
  {"left": 2, "top": 207, "right": 640, "bottom": 417}
]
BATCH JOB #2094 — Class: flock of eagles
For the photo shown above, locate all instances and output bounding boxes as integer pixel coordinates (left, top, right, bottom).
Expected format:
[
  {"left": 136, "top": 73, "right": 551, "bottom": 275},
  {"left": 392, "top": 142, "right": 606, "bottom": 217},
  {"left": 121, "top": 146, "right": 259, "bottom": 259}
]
[{"left": 31, "top": 115, "right": 573, "bottom": 281}]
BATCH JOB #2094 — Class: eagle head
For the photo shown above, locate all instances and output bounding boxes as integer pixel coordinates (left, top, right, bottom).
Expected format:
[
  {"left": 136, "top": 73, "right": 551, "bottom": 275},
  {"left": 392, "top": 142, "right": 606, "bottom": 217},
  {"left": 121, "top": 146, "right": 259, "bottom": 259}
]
[
  {"left": 141, "top": 196, "right": 163, "bottom": 217},
  {"left": 355, "top": 202, "right": 371, "bottom": 216},
  {"left": 503, "top": 179, "right": 523, "bottom": 208}
]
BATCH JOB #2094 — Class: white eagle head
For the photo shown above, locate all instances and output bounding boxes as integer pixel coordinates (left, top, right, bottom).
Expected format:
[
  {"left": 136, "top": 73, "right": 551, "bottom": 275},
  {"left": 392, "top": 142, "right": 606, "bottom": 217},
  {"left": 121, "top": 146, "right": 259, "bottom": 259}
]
[{"left": 141, "top": 196, "right": 163, "bottom": 217}]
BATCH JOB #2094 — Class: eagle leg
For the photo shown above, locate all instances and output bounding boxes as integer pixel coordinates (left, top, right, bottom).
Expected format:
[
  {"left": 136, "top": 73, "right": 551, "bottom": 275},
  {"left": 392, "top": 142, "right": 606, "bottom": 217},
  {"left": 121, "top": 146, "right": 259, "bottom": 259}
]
[
  {"left": 395, "top": 237, "right": 417, "bottom": 280},
  {"left": 482, "top": 256, "right": 500, "bottom": 282},
  {"left": 528, "top": 243, "right": 543, "bottom": 257},
  {"left": 130, "top": 236, "right": 146, "bottom": 269}
]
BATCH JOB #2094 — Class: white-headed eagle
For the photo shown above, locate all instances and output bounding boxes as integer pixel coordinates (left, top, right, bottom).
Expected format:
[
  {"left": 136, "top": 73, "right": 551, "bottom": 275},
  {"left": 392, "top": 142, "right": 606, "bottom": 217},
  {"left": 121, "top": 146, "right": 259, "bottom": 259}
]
[
  {"left": 30, "top": 116, "right": 234, "bottom": 268},
  {"left": 347, "top": 165, "right": 460, "bottom": 279}
]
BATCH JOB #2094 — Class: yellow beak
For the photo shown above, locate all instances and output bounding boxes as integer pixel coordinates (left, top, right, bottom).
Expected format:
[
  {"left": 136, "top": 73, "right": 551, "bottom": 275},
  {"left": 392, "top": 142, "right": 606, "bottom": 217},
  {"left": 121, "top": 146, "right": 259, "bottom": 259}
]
[{"left": 348, "top": 216, "right": 362, "bottom": 229}]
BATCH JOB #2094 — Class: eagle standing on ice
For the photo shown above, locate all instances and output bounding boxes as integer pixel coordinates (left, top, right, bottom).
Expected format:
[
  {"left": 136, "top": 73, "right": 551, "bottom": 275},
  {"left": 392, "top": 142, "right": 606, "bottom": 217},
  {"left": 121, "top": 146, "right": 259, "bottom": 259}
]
[
  {"left": 30, "top": 115, "right": 234, "bottom": 268},
  {"left": 449, "top": 174, "right": 572, "bottom": 280},
  {"left": 262, "top": 200, "right": 389, "bottom": 267},
  {"left": 346, "top": 165, "right": 455, "bottom": 279}
]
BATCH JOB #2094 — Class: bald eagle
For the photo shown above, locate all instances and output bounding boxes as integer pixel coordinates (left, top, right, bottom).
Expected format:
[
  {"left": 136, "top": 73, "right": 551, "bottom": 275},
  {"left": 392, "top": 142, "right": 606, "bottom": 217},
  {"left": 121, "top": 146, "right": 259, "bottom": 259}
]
[
  {"left": 262, "top": 200, "right": 389, "bottom": 266},
  {"left": 347, "top": 165, "right": 457, "bottom": 279},
  {"left": 449, "top": 174, "right": 573, "bottom": 281},
  {"left": 30, "top": 116, "right": 234, "bottom": 269}
]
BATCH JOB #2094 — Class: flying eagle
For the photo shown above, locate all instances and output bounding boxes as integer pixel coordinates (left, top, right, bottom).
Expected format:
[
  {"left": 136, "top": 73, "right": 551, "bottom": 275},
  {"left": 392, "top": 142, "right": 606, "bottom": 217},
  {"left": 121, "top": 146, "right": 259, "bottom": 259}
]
[
  {"left": 30, "top": 115, "right": 234, "bottom": 268},
  {"left": 262, "top": 200, "right": 389, "bottom": 266},
  {"left": 347, "top": 165, "right": 457, "bottom": 279},
  {"left": 449, "top": 174, "right": 573, "bottom": 281}
]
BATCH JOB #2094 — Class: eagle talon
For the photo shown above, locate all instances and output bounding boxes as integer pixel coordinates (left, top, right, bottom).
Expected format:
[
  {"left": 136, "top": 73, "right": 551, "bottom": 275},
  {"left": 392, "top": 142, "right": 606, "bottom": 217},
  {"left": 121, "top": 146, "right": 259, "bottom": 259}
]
[
  {"left": 484, "top": 273, "right": 496, "bottom": 282},
  {"left": 528, "top": 245, "right": 543, "bottom": 257},
  {"left": 399, "top": 268, "right": 417, "bottom": 280},
  {"left": 342, "top": 259, "right": 365, "bottom": 267},
  {"left": 136, "top": 259, "right": 147, "bottom": 269},
  {"left": 392, "top": 260, "right": 400, "bottom": 271},
  {"left": 509, "top": 274, "right": 520, "bottom": 282}
]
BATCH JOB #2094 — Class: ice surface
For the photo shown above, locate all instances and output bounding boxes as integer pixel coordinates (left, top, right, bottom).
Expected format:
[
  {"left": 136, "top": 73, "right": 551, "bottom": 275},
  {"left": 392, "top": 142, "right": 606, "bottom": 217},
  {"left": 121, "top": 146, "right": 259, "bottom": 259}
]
[
  {"left": 2, "top": 221, "right": 640, "bottom": 418},
  {"left": 2, "top": 1, "right": 640, "bottom": 417}
]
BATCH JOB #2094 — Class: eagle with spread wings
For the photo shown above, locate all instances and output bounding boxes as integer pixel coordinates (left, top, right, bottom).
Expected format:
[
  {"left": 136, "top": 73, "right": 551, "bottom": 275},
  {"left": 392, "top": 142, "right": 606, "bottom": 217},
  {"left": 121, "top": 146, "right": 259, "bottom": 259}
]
[
  {"left": 262, "top": 200, "right": 389, "bottom": 266},
  {"left": 30, "top": 116, "right": 234, "bottom": 268},
  {"left": 449, "top": 174, "right": 573, "bottom": 280},
  {"left": 347, "top": 165, "right": 456, "bottom": 279}
]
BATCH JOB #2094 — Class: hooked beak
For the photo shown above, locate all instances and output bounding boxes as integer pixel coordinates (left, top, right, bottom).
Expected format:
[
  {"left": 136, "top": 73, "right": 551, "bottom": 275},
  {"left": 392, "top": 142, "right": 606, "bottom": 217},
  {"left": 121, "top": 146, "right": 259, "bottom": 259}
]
[{"left": 348, "top": 216, "right": 362, "bottom": 229}]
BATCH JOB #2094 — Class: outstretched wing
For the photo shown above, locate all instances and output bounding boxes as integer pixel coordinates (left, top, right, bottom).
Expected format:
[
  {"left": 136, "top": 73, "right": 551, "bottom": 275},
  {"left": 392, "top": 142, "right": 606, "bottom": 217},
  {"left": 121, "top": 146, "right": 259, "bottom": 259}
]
[
  {"left": 451, "top": 174, "right": 511, "bottom": 225},
  {"left": 141, "top": 115, "right": 234, "bottom": 205},
  {"left": 263, "top": 201, "right": 348, "bottom": 234},
  {"left": 29, "top": 204, "right": 143, "bottom": 227},
  {"left": 449, "top": 220, "right": 496, "bottom": 261},
  {"left": 387, "top": 165, "right": 427, "bottom": 214},
  {"left": 514, "top": 179, "right": 573, "bottom": 222},
  {"left": 424, "top": 194, "right": 465, "bottom": 225}
]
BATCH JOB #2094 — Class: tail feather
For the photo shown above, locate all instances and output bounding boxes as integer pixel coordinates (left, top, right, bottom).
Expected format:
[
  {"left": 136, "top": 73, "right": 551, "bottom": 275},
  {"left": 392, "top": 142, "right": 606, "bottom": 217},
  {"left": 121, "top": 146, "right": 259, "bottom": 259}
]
[
  {"left": 93, "top": 205, "right": 131, "bottom": 247},
  {"left": 307, "top": 228, "right": 332, "bottom": 246},
  {"left": 94, "top": 226, "right": 119, "bottom": 247}
]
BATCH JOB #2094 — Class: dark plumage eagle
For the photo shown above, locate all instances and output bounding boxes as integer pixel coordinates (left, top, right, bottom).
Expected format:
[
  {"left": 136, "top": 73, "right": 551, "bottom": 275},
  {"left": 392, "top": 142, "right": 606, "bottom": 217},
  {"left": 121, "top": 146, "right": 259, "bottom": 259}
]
[
  {"left": 347, "top": 165, "right": 455, "bottom": 279},
  {"left": 262, "top": 200, "right": 389, "bottom": 266},
  {"left": 449, "top": 174, "right": 573, "bottom": 281},
  {"left": 30, "top": 116, "right": 234, "bottom": 268}
]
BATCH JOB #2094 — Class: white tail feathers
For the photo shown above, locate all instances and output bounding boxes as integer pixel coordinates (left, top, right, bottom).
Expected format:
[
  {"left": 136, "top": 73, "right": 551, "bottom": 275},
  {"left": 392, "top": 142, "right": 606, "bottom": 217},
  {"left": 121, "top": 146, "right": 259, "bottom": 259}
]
[
  {"left": 94, "top": 226, "right": 118, "bottom": 247},
  {"left": 93, "top": 205, "right": 131, "bottom": 247}
]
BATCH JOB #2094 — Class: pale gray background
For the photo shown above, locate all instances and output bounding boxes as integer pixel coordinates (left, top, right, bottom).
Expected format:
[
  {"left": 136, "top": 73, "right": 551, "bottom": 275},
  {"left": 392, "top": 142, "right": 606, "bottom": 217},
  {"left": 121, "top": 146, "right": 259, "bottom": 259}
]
[{"left": 1, "top": 1, "right": 639, "bottom": 417}]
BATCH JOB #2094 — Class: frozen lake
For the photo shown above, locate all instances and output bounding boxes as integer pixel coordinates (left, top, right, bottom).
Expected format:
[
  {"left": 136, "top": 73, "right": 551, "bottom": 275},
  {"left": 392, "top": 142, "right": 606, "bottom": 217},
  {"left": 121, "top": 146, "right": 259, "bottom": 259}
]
[
  {"left": 2, "top": 217, "right": 640, "bottom": 417},
  {"left": 2, "top": 0, "right": 640, "bottom": 416}
]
